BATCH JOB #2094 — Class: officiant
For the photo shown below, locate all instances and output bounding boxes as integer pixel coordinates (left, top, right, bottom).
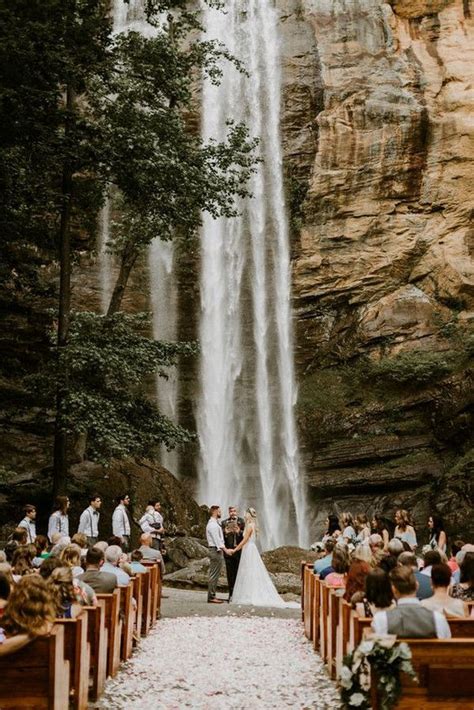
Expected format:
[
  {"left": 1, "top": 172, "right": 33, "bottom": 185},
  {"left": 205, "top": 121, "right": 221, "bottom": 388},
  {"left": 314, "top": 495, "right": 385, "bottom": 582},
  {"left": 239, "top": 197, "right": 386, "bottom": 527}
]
[{"left": 222, "top": 506, "right": 245, "bottom": 601}]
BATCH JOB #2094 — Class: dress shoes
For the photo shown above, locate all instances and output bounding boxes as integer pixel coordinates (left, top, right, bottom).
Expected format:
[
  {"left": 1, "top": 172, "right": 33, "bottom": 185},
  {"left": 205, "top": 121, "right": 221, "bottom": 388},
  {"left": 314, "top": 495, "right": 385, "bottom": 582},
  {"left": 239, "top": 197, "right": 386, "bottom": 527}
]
[{"left": 208, "top": 598, "right": 224, "bottom": 604}]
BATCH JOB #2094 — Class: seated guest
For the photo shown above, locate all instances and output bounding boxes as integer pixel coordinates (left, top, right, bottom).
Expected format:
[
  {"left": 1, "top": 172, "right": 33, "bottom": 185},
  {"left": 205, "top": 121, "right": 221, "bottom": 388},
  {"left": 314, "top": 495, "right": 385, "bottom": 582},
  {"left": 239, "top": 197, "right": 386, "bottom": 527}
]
[
  {"left": 71, "top": 533, "right": 89, "bottom": 560},
  {"left": 93, "top": 541, "right": 108, "bottom": 554},
  {"left": 38, "top": 556, "right": 63, "bottom": 580},
  {"left": 32, "top": 535, "right": 50, "bottom": 567},
  {"left": 47, "top": 566, "right": 83, "bottom": 619},
  {"left": 394, "top": 509, "right": 417, "bottom": 551},
  {"left": 102, "top": 545, "right": 130, "bottom": 587},
  {"left": 420, "top": 549, "right": 442, "bottom": 577},
  {"left": 422, "top": 564, "right": 468, "bottom": 617},
  {"left": 11, "top": 546, "right": 34, "bottom": 581},
  {"left": 372, "top": 566, "right": 451, "bottom": 639},
  {"left": 130, "top": 550, "right": 148, "bottom": 574},
  {"left": 323, "top": 546, "right": 349, "bottom": 587},
  {"left": 427, "top": 515, "right": 447, "bottom": 553},
  {"left": 322, "top": 514, "right": 341, "bottom": 542},
  {"left": 79, "top": 548, "right": 117, "bottom": 593},
  {"left": 313, "top": 539, "right": 335, "bottom": 574},
  {"left": 138, "top": 533, "right": 165, "bottom": 576},
  {"left": 0, "top": 572, "right": 10, "bottom": 618},
  {"left": 355, "top": 568, "right": 395, "bottom": 618},
  {"left": 387, "top": 538, "right": 404, "bottom": 559},
  {"left": 368, "top": 533, "right": 384, "bottom": 560},
  {"left": 49, "top": 532, "right": 70, "bottom": 558},
  {"left": 0, "top": 576, "right": 57, "bottom": 656},
  {"left": 398, "top": 551, "right": 432, "bottom": 600},
  {"left": 450, "top": 551, "right": 474, "bottom": 601},
  {"left": 379, "top": 554, "right": 398, "bottom": 575},
  {"left": 448, "top": 539, "right": 464, "bottom": 575},
  {"left": 60, "top": 544, "right": 85, "bottom": 578},
  {"left": 344, "top": 545, "right": 372, "bottom": 602}
]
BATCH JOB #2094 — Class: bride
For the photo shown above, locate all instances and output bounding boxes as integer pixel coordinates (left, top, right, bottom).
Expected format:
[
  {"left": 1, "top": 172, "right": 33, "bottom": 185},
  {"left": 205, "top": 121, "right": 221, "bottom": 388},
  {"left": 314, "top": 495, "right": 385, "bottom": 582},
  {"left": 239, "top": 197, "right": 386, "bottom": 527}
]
[{"left": 231, "top": 508, "right": 297, "bottom": 608}]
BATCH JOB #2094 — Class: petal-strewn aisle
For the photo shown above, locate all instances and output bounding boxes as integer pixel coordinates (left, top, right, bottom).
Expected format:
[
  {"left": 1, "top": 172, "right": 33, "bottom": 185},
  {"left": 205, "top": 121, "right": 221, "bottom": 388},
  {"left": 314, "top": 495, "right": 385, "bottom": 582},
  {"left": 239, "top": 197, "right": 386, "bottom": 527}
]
[{"left": 95, "top": 600, "right": 341, "bottom": 709}]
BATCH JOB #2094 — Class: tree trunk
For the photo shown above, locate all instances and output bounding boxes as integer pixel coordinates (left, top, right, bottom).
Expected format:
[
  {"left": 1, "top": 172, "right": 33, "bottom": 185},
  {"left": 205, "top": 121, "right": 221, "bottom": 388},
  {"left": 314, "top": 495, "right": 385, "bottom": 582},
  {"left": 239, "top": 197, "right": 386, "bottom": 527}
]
[
  {"left": 53, "top": 84, "right": 75, "bottom": 497},
  {"left": 106, "top": 240, "right": 140, "bottom": 316}
]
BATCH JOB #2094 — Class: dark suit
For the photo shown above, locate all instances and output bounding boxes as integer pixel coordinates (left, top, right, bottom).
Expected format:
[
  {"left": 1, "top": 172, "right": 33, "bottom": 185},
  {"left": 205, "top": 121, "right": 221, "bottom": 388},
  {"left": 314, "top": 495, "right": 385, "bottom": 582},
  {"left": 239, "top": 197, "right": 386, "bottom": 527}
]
[
  {"left": 222, "top": 516, "right": 245, "bottom": 599},
  {"left": 79, "top": 569, "right": 117, "bottom": 594}
]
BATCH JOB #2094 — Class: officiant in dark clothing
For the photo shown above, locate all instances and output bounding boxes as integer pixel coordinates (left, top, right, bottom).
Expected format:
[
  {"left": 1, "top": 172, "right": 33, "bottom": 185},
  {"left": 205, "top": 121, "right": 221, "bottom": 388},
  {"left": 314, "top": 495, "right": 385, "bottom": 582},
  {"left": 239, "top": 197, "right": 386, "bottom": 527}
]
[{"left": 222, "top": 506, "right": 245, "bottom": 601}]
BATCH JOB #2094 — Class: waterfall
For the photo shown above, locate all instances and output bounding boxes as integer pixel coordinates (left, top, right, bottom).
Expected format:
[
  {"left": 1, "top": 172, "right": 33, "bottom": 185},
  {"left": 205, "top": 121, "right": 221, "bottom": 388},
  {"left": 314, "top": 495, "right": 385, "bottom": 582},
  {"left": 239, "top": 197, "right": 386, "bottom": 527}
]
[{"left": 198, "top": 1, "right": 308, "bottom": 549}]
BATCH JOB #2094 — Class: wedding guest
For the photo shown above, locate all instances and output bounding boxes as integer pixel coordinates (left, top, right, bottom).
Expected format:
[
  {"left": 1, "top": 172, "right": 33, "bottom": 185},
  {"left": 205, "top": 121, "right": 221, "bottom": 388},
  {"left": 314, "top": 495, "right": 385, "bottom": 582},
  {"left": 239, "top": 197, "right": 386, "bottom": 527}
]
[
  {"left": 344, "top": 545, "right": 372, "bottom": 602},
  {"left": 17, "top": 505, "right": 37, "bottom": 544},
  {"left": 368, "top": 534, "right": 385, "bottom": 564},
  {"left": 420, "top": 549, "right": 442, "bottom": 577},
  {"left": 313, "top": 539, "right": 335, "bottom": 574},
  {"left": 47, "top": 495, "right": 70, "bottom": 542},
  {"left": 0, "top": 576, "right": 56, "bottom": 657},
  {"left": 71, "top": 533, "right": 89, "bottom": 559},
  {"left": 372, "top": 566, "right": 451, "bottom": 638},
  {"left": 355, "top": 568, "right": 395, "bottom": 618},
  {"left": 322, "top": 514, "right": 341, "bottom": 542},
  {"left": 60, "top": 544, "right": 85, "bottom": 578},
  {"left": 371, "top": 514, "right": 390, "bottom": 549},
  {"left": 77, "top": 494, "right": 102, "bottom": 546},
  {"left": 450, "top": 552, "right": 474, "bottom": 601},
  {"left": 112, "top": 494, "right": 131, "bottom": 551},
  {"left": 32, "top": 535, "right": 50, "bottom": 567},
  {"left": 427, "top": 514, "right": 447, "bottom": 552},
  {"left": 354, "top": 515, "right": 371, "bottom": 545},
  {"left": 38, "top": 556, "right": 63, "bottom": 580},
  {"left": 11, "top": 547, "right": 34, "bottom": 580},
  {"left": 138, "top": 533, "right": 165, "bottom": 576},
  {"left": 448, "top": 539, "right": 464, "bottom": 575},
  {"left": 398, "top": 551, "right": 432, "bottom": 600},
  {"left": 387, "top": 537, "right": 404, "bottom": 558},
  {"left": 102, "top": 545, "right": 131, "bottom": 587},
  {"left": 394, "top": 509, "right": 417, "bottom": 550},
  {"left": 79, "top": 548, "right": 117, "bottom": 593},
  {"left": 340, "top": 513, "right": 356, "bottom": 545},
  {"left": 422, "top": 563, "right": 468, "bottom": 617},
  {"left": 47, "top": 566, "right": 82, "bottom": 619},
  {"left": 130, "top": 550, "right": 148, "bottom": 574},
  {"left": 323, "top": 546, "right": 349, "bottom": 587},
  {"left": 0, "top": 573, "right": 10, "bottom": 618}
]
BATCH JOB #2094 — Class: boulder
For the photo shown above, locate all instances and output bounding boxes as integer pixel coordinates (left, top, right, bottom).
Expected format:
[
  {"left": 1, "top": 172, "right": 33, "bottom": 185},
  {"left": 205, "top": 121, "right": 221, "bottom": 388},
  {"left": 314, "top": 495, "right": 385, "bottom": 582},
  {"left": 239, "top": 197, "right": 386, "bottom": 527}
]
[{"left": 165, "top": 536, "right": 209, "bottom": 570}]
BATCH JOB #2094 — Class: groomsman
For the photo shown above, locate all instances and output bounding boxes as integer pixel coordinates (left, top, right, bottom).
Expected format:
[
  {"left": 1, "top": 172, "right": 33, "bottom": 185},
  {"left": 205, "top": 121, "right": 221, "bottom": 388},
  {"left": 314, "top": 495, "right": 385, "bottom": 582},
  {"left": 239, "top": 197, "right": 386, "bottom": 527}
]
[
  {"left": 78, "top": 494, "right": 102, "bottom": 547},
  {"left": 112, "top": 493, "right": 131, "bottom": 550},
  {"left": 222, "top": 506, "right": 245, "bottom": 602},
  {"left": 17, "top": 504, "right": 37, "bottom": 543}
]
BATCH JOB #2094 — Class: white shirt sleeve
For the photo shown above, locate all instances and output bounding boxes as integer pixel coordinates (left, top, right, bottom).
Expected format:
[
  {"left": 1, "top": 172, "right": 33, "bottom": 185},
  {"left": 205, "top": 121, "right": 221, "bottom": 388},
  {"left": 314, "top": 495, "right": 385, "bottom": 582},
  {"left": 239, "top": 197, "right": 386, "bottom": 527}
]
[
  {"left": 48, "top": 513, "right": 58, "bottom": 542},
  {"left": 139, "top": 514, "right": 154, "bottom": 535},
  {"left": 206, "top": 521, "right": 225, "bottom": 550},
  {"left": 371, "top": 611, "right": 388, "bottom": 635},
  {"left": 434, "top": 611, "right": 452, "bottom": 639},
  {"left": 112, "top": 507, "right": 122, "bottom": 537},
  {"left": 78, "top": 510, "right": 87, "bottom": 535}
]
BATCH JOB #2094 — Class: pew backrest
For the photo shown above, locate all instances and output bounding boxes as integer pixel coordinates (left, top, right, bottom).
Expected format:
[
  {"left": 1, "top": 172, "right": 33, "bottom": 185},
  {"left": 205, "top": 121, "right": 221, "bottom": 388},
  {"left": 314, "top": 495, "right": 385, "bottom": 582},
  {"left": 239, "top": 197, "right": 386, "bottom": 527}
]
[{"left": 56, "top": 612, "right": 90, "bottom": 710}]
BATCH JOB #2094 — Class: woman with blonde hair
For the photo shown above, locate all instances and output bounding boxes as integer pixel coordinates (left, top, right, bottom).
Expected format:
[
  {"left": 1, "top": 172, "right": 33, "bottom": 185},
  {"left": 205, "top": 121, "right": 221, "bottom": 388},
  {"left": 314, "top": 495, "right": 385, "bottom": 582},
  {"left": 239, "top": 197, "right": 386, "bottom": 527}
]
[
  {"left": 231, "top": 508, "right": 297, "bottom": 608},
  {"left": 394, "top": 509, "right": 417, "bottom": 550},
  {"left": 0, "top": 576, "right": 56, "bottom": 656},
  {"left": 340, "top": 512, "right": 356, "bottom": 545},
  {"left": 60, "top": 544, "right": 84, "bottom": 578},
  {"left": 47, "top": 566, "right": 82, "bottom": 619},
  {"left": 355, "top": 514, "right": 371, "bottom": 545}
]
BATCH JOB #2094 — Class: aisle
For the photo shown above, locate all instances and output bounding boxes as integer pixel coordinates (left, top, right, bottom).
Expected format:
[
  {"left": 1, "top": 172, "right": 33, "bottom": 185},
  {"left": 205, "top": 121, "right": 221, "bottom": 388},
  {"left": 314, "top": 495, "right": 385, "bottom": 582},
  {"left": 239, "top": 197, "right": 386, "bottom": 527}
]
[{"left": 95, "top": 589, "right": 341, "bottom": 709}]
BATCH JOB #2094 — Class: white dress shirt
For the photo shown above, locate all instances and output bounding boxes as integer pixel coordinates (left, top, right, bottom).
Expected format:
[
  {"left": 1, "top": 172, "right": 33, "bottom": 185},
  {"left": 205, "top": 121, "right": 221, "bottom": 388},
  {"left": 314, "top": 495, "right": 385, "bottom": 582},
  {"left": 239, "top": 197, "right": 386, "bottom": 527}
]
[
  {"left": 18, "top": 517, "right": 36, "bottom": 543},
  {"left": 206, "top": 518, "right": 225, "bottom": 550},
  {"left": 372, "top": 597, "right": 451, "bottom": 639},
  {"left": 47, "top": 512, "right": 69, "bottom": 542},
  {"left": 112, "top": 504, "right": 131, "bottom": 537},
  {"left": 78, "top": 506, "right": 100, "bottom": 537}
]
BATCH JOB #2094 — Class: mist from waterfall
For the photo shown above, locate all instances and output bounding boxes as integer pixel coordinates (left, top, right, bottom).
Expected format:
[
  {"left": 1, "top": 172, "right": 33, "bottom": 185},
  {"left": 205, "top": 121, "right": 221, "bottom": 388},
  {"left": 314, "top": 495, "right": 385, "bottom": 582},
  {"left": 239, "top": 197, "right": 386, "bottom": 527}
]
[{"left": 198, "top": 0, "right": 308, "bottom": 550}]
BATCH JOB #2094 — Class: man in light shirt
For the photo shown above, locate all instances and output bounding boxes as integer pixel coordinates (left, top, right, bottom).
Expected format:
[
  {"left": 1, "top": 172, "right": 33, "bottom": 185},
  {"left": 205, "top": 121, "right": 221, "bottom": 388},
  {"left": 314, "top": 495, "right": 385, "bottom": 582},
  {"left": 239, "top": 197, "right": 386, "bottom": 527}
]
[
  {"left": 77, "top": 494, "right": 102, "bottom": 547},
  {"left": 206, "top": 505, "right": 232, "bottom": 604},
  {"left": 372, "top": 566, "right": 451, "bottom": 639},
  {"left": 18, "top": 504, "right": 37, "bottom": 543},
  {"left": 102, "top": 545, "right": 131, "bottom": 587},
  {"left": 112, "top": 494, "right": 131, "bottom": 550}
]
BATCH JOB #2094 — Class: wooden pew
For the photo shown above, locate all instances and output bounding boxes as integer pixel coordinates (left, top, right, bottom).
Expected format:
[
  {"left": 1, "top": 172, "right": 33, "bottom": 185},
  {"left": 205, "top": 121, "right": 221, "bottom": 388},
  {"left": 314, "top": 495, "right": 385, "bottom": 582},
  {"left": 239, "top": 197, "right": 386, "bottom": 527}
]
[
  {"left": 0, "top": 625, "right": 70, "bottom": 709},
  {"left": 120, "top": 581, "right": 135, "bottom": 661},
  {"left": 132, "top": 572, "right": 144, "bottom": 644},
  {"left": 56, "top": 613, "right": 90, "bottom": 710},
  {"left": 303, "top": 565, "right": 315, "bottom": 640},
  {"left": 446, "top": 617, "right": 474, "bottom": 636},
  {"left": 371, "top": 638, "right": 474, "bottom": 709},
  {"left": 85, "top": 601, "right": 108, "bottom": 702},
  {"left": 96, "top": 588, "right": 122, "bottom": 677},
  {"left": 327, "top": 587, "right": 345, "bottom": 679},
  {"left": 312, "top": 575, "right": 322, "bottom": 652},
  {"left": 142, "top": 560, "right": 159, "bottom": 626},
  {"left": 140, "top": 568, "right": 152, "bottom": 636}
]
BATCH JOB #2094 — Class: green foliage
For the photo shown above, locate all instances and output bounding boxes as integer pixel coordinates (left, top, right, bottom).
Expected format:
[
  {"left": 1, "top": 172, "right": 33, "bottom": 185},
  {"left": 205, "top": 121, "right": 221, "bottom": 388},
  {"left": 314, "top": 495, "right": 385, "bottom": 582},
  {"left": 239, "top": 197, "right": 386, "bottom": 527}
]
[
  {"left": 29, "top": 312, "right": 197, "bottom": 462},
  {"left": 356, "top": 350, "right": 456, "bottom": 387}
]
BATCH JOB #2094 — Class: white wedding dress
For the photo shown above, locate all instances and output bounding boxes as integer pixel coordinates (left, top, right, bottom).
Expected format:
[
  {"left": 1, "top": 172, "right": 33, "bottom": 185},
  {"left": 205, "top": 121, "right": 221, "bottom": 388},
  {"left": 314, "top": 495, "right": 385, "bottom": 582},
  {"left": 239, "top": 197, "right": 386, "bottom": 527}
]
[{"left": 231, "top": 526, "right": 298, "bottom": 608}]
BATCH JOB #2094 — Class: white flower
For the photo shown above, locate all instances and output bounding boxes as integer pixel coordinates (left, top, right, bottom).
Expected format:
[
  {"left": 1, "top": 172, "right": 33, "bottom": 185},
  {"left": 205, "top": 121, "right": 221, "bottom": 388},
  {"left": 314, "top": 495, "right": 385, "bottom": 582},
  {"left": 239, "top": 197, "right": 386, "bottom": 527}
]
[
  {"left": 340, "top": 665, "right": 353, "bottom": 689},
  {"left": 360, "top": 672, "right": 371, "bottom": 691},
  {"left": 358, "top": 640, "right": 374, "bottom": 655},
  {"left": 398, "top": 642, "right": 412, "bottom": 660},
  {"left": 349, "top": 692, "right": 366, "bottom": 706},
  {"left": 372, "top": 634, "right": 397, "bottom": 649}
]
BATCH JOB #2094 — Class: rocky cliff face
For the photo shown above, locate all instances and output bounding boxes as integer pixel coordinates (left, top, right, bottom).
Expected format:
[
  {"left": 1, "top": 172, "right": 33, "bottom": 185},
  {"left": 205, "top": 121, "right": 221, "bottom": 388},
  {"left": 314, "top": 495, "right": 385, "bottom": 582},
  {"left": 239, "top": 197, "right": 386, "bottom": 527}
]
[{"left": 278, "top": 0, "right": 473, "bottom": 540}]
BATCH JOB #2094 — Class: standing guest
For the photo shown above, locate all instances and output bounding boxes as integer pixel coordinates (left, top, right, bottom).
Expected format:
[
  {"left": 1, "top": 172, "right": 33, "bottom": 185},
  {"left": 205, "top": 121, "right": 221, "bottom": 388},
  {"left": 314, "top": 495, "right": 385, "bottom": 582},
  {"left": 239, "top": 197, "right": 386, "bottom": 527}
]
[
  {"left": 32, "top": 535, "right": 50, "bottom": 567},
  {"left": 112, "top": 494, "right": 131, "bottom": 551},
  {"left": 77, "top": 494, "right": 102, "bottom": 546},
  {"left": 47, "top": 496, "right": 70, "bottom": 543},
  {"left": 206, "top": 505, "right": 230, "bottom": 604},
  {"left": 398, "top": 551, "right": 432, "bottom": 600},
  {"left": 340, "top": 513, "right": 356, "bottom": 545},
  {"left": 371, "top": 514, "right": 390, "bottom": 550},
  {"left": 314, "top": 539, "right": 336, "bottom": 574},
  {"left": 79, "top": 548, "right": 117, "bottom": 593},
  {"left": 344, "top": 545, "right": 372, "bottom": 602},
  {"left": 372, "top": 566, "right": 451, "bottom": 638},
  {"left": 130, "top": 550, "right": 148, "bottom": 574},
  {"left": 0, "top": 572, "right": 10, "bottom": 618},
  {"left": 322, "top": 514, "right": 341, "bottom": 542},
  {"left": 0, "top": 576, "right": 56, "bottom": 657},
  {"left": 17, "top": 505, "right": 37, "bottom": 543},
  {"left": 355, "top": 568, "right": 395, "bottom": 618},
  {"left": 221, "top": 506, "right": 245, "bottom": 602},
  {"left": 354, "top": 515, "right": 371, "bottom": 545},
  {"left": 102, "top": 545, "right": 131, "bottom": 587},
  {"left": 450, "top": 552, "right": 474, "bottom": 601},
  {"left": 422, "top": 564, "right": 468, "bottom": 617},
  {"left": 323, "top": 546, "right": 350, "bottom": 587},
  {"left": 427, "top": 515, "right": 447, "bottom": 553},
  {"left": 394, "top": 509, "right": 417, "bottom": 550}
]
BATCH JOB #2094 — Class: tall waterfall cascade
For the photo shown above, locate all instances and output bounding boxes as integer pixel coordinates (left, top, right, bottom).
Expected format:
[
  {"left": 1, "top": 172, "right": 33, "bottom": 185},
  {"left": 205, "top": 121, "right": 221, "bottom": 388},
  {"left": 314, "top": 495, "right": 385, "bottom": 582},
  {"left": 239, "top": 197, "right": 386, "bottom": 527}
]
[{"left": 198, "top": 0, "right": 308, "bottom": 550}]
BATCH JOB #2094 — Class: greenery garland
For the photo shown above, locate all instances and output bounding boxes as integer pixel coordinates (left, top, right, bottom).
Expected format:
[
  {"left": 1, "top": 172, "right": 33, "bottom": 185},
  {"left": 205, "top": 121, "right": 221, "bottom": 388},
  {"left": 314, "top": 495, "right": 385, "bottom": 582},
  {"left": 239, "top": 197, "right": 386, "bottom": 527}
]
[{"left": 340, "top": 637, "right": 417, "bottom": 709}]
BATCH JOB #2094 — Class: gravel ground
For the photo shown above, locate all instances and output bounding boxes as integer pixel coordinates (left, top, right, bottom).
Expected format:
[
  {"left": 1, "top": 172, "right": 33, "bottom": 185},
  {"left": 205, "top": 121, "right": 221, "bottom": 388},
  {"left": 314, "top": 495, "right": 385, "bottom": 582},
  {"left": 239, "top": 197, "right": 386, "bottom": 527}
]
[{"left": 94, "top": 588, "right": 341, "bottom": 709}]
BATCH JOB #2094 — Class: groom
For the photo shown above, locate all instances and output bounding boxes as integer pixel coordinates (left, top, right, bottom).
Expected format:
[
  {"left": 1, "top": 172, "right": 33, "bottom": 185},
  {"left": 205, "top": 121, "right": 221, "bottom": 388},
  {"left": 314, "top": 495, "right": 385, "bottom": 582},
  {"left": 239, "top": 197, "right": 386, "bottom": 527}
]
[{"left": 222, "top": 505, "right": 245, "bottom": 602}]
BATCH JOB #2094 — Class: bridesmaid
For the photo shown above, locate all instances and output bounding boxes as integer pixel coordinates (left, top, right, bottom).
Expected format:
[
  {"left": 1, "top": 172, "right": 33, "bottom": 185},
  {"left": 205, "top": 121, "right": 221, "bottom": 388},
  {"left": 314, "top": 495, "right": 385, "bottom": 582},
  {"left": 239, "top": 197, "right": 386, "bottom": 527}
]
[
  {"left": 427, "top": 514, "right": 447, "bottom": 553},
  {"left": 394, "top": 509, "right": 417, "bottom": 551}
]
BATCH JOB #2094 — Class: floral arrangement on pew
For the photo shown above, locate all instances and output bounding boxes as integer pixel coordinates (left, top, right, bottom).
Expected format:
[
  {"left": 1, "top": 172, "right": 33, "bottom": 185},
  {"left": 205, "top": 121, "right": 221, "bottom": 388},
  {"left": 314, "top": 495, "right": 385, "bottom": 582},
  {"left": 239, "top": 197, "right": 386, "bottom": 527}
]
[{"left": 339, "top": 636, "right": 417, "bottom": 709}]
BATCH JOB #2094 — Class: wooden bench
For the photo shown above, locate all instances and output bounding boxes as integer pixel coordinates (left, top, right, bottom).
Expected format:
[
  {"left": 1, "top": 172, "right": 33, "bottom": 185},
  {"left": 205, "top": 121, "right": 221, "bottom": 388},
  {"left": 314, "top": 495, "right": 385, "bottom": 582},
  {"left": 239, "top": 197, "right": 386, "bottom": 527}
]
[
  {"left": 96, "top": 588, "right": 122, "bottom": 677},
  {"left": 120, "top": 581, "right": 135, "bottom": 661},
  {"left": 132, "top": 572, "right": 144, "bottom": 643},
  {"left": 140, "top": 568, "right": 153, "bottom": 636},
  {"left": 303, "top": 563, "right": 315, "bottom": 640},
  {"left": 86, "top": 601, "right": 108, "bottom": 701},
  {"left": 142, "top": 560, "right": 160, "bottom": 625},
  {"left": 0, "top": 625, "right": 70, "bottom": 709},
  {"left": 56, "top": 612, "right": 90, "bottom": 710}
]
